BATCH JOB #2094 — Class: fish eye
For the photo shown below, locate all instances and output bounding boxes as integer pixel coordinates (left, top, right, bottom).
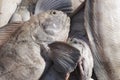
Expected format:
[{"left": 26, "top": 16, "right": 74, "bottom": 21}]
[
  {"left": 72, "top": 39, "right": 78, "bottom": 44},
  {"left": 53, "top": 11, "right": 56, "bottom": 14},
  {"left": 50, "top": 11, "right": 56, "bottom": 15}
]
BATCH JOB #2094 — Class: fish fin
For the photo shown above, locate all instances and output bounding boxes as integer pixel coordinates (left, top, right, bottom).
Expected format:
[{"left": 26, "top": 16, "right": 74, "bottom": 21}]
[
  {"left": 35, "top": 0, "right": 72, "bottom": 14},
  {"left": 48, "top": 41, "right": 80, "bottom": 73},
  {"left": 69, "top": 38, "right": 94, "bottom": 79},
  {"left": 0, "top": 22, "right": 23, "bottom": 47}
]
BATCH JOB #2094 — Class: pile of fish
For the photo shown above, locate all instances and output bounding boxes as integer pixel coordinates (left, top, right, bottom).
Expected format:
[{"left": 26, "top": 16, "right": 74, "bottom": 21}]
[{"left": 1, "top": 0, "right": 120, "bottom": 80}]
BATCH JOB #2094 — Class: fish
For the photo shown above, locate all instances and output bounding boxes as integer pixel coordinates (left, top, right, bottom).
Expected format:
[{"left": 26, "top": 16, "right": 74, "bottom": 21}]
[
  {"left": 0, "top": 22, "right": 23, "bottom": 48},
  {"left": 0, "top": 0, "right": 22, "bottom": 27},
  {"left": 84, "top": 0, "right": 120, "bottom": 80},
  {"left": 35, "top": 0, "right": 85, "bottom": 16},
  {"left": 69, "top": 6, "right": 87, "bottom": 39},
  {"left": 68, "top": 38, "right": 94, "bottom": 80},
  {"left": 10, "top": 0, "right": 38, "bottom": 22},
  {"left": 40, "top": 41, "right": 80, "bottom": 80},
  {"left": 31, "top": 10, "right": 70, "bottom": 44},
  {"left": 0, "top": 10, "right": 70, "bottom": 80},
  {"left": 10, "top": 6, "right": 31, "bottom": 22}
]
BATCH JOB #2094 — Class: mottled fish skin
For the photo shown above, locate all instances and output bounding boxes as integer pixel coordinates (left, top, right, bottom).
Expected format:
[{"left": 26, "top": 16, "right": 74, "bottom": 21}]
[
  {"left": 0, "top": 10, "right": 70, "bottom": 80},
  {"left": 10, "top": 0, "right": 38, "bottom": 22},
  {"left": 35, "top": 0, "right": 85, "bottom": 16},
  {"left": 10, "top": 6, "right": 31, "bottom": 22},
  {"left": 31, "top": 10, "right": 70, "bottom": 44},
  {"left": 40, "top": 41, "right": 80, "bottom": 80},
  {"left": 68, "top": 38, "right": 94, "bottom": 80},
  {"left": 85, "top": 0, "right": 120, "bottom": 80},
  {"left": 0, "top": 0, "right": 22, "bottom": 27}
]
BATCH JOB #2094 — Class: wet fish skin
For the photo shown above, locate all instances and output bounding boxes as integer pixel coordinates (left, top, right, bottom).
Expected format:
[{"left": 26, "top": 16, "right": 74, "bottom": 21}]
[
  {"left": 0, "top": 38, "right": 45, "bottom": 80},
  {"left": 69, "top": 7, "right": 87, "bottom": 39},
  {"left": 0, "top": 10, "right": 70, "bottom": 80},
  {"left": 85, "top": 0, "right": 120, "bottom": 80},
  {"left": 10, "top": 6, "right": 31, "bottom": 22},
  {"left": 31, "top": 10, "right": 70, "bottom": 44},
  {"left": 68, "top": 38, "right": 94, "bottom": 80},
  {"left": 0, "top": 0, "right": 22, "bottom": 27},
  {"left": 10, "top": 0, "right": 38, "bottom": 22}
]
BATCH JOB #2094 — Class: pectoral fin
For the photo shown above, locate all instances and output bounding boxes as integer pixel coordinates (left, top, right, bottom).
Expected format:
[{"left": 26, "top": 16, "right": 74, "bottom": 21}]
[
  {"left": 0, "top": 22, "right": 23, "bottom": 47},
  {"left": 48, "top": 42, "right": 80, "bottom": 74}
]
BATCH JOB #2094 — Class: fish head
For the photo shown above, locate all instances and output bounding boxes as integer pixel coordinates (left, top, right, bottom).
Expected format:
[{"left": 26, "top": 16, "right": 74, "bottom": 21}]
[
  {"left": 31, "top": 10, "right": 70, "bottom": 44},
  {"left": 38, "top": 10, "right": 70, "bottom": 35}
]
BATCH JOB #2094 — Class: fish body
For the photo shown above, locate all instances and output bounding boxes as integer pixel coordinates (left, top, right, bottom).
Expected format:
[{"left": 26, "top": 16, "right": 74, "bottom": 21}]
[
  {"left": 10, "top": 0, "right": 38, "bottom": 22},
  {"left": 68, "top": 38, "right": 93, "bottom": 80},
  {"left": 0, "top": 0, "right": 22, "bottom": 27},
  {"left": 10, "top": 6, "right": 31, "bottom": 22},
  {"left": 85, "top": 0, "right": 120, "bottom": 80},
  {"left": 0, "top": 10, "right": 70, "bottom": 80}
]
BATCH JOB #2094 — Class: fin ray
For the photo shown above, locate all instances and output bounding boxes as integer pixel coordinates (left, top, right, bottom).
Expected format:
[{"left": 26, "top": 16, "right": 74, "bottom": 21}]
[
  {"left": 48, "top": 42, "right": 80, "bottom": 73},
  {"left": 0, "top": 22, "right": 23, "bottom": 47}
]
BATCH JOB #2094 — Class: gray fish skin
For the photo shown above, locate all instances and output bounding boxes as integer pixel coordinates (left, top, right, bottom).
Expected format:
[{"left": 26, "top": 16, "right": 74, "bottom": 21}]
[
  {"left": 69, "top": 7, "right": 87, "bottom": 39},
  {"left": 0, "top": 38, "right": 45, "bottom": 80},
  {"left": 0, "top": 10, "right": 70, "bottom": 80},
  {"left": 35, "top": 0, "right": 85, "bottom": 15},
  {"left": 85, "top": 0, "right": 120, "bottom": 80},
  {"left": 68, "top": 38, "right": 94, "bottom": 80},
  {"left": 40, "top": 41, "right": 80, "bottom": 80}
]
